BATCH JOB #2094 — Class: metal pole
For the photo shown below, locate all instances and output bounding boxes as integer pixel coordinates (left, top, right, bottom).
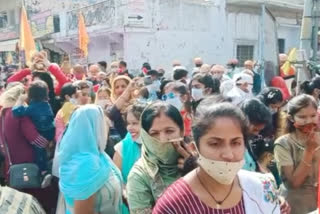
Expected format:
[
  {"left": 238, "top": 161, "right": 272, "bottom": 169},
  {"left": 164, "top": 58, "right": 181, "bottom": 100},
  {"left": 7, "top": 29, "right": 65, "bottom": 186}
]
[
  {"left": 259, "top": 4, "right": 266, "bottom": 88},
  {"left": 312, "top": 0, "right": 319, "bottom": 61},
  {"left": 300, "top": 0, "right": 313, "bottom": 60}
]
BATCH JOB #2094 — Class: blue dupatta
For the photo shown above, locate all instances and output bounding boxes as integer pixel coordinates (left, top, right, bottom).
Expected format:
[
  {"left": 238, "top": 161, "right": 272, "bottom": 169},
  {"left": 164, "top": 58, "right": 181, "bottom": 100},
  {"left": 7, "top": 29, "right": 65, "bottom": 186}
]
[
  {"left": 122, "top": 132, "right": 141, "bottom": 184},
  {"left": 58, "top": 105, "right": 111, "bottom": 201}
]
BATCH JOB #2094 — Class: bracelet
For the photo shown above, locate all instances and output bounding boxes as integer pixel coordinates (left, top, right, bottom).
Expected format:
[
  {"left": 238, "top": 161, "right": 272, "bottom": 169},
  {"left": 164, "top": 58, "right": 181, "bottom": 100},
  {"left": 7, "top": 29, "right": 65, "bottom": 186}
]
[
  {"left": 301, "top": 159, "right": 312, "bottom": 167},
  {"left": 314, "top": 146, "right": 320, "bottom": 153}
]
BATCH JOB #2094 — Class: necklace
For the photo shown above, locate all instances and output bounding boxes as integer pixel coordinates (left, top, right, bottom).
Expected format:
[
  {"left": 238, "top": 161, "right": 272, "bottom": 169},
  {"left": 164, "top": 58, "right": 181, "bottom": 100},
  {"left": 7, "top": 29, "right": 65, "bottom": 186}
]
[
  {"left": 196, "top": 169, "right": 234, "bottom": 209},
  {"left": 291, "top": 134, "right": 306, "bottom": 150}
]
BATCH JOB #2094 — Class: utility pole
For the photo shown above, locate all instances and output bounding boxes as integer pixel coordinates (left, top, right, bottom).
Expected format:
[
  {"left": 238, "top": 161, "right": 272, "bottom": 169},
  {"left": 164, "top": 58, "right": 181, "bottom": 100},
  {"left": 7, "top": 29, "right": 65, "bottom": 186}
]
[
  {"left": 312, "top": 0, "right": 320, "bottom": 62},
  {"left": 300, "top": 0, "right": 313, "bottom": 60},
  {"left": 298, "top": 0, "right": 320, "bottom": 81}
]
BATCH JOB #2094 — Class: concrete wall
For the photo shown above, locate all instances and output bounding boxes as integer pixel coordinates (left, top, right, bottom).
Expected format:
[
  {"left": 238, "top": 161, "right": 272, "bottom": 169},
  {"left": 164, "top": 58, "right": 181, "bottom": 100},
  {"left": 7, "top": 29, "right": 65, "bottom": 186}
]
[
  {"left": 9, "top": 0, "right": 301, "bottom": 72},
  {"left": 124, "top": 0, "right": 228, "bottom": 74},
  {"left": 0, "top": 0, "right": 21, "bottom": 41},
  {"left": 124, "top": 1, "right": 302, "bottom": 74},
  {"left": 277, "top": 24, "right": 301, "bottom": 53},
  {"left": 225, "top": 12, "right": 260, "bottom": 61},
  {"left": 0, "top": 0, "right": 19, "bottom": 11}
]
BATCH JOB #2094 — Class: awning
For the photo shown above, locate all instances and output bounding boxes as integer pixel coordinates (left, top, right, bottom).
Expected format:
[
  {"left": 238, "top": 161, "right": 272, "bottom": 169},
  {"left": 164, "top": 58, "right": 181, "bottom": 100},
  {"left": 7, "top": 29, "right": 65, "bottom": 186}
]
[
  {"left": 0, "top": 39, "right": 19, "bottom": 52},
  {"left": 41, "top": 39, "right": 66, "bottom": 55}
]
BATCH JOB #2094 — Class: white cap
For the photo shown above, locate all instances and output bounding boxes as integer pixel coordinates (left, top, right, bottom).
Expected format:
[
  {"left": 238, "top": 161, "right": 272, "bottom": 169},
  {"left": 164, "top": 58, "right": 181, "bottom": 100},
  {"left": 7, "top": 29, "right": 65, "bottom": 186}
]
[
  {"left": 233, "top": 73, "right": 253, "bottom": 84},
  {"left": 173, "top": 66, "right": 187, "bottom": 71}
]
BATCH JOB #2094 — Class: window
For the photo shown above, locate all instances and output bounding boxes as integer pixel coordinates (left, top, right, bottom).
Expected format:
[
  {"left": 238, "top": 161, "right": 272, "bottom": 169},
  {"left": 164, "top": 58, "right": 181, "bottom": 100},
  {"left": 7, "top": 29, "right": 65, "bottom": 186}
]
[
  {"left": 278, "top": 39, "right": 285, "bottom": 53},
  {"left": 0, "top": 12, "right": 8, "bottom": 28},
  {"left": 8, "top": 10, "right": 15, "bottom": 26},
  {"left": 53, "top": 15, "right": 60, "bottom": 33},
  {"left": 236, "top": 45, "right": 254, "bottom": 66}
]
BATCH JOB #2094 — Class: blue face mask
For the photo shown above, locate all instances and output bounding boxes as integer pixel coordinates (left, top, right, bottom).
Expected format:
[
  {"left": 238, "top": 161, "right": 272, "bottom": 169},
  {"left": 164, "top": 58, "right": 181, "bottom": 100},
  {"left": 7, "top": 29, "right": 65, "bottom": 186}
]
[
  {"left": 147, "top": 80, "right": 161, "bottom": 93},
  {"left": 162, "top": 92, "right": 183, "bottom": 111}
]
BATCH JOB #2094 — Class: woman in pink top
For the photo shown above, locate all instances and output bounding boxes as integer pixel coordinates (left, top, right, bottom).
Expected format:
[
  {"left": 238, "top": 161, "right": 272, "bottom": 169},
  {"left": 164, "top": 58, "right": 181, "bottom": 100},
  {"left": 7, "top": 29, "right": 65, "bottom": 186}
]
[
  {"left": 0, "top": 85, "right": 58, "bottom": 213},
  {"left": 153, "top": 103, "right": 284, "bottom": 214}
]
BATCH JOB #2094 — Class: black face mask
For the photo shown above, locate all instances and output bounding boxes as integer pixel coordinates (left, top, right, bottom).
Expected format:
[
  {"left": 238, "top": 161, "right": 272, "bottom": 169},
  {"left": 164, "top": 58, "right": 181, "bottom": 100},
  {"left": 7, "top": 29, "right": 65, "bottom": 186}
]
[{"left": 195, "top": 64, "right": 202, "bottom": 68}]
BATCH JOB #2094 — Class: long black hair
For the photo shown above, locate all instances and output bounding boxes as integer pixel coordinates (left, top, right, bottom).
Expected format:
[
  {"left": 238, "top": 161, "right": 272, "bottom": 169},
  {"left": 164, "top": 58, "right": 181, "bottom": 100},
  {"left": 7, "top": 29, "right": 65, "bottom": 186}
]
[
  {"left": 193, "top": 102, "right": 249, "bottom": 148},
  {"left": 60, "top": 83, "right": 77, "bottom": 103},
  {"left": 286, "top": 94, "right": 318, "bottom": 133},
  {"left": 191, "top": 73, "right": 220, "bottom": 94},
  {"left": 300, "top": 76, "right": 320, "bottom": 95},
  {"left": 257, "top": 87, "right": 283, "bottom": 107},
  {"left": 141, "top": 101, "right": 184, "bottom": 133}
]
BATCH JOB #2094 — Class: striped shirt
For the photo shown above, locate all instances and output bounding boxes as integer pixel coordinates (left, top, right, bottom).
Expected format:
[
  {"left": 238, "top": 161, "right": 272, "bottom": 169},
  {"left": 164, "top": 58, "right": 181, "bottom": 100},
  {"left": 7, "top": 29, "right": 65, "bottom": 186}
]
[
  {"left": 153, "top": 178, "right": 245, "bottom": 214},
  {"left": 0, "top": 186, "right": 45, "bottom": 214}
]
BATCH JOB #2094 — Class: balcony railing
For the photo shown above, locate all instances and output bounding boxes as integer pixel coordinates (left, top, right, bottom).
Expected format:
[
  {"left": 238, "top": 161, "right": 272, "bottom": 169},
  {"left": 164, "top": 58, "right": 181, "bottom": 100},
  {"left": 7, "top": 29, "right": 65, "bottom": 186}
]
[
  {"left": 0, "top": 24, "right": 19, "bottom": 41},
  {"left": 66, "top": 0, "right": 119, "bottom": 32}
]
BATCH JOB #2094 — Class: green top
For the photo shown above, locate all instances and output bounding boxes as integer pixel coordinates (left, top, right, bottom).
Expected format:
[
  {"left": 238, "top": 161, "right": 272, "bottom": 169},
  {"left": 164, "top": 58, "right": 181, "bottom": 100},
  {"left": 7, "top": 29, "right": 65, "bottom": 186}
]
[
  {"left": 126, "top": 128, "right": 182, "bottom": 214},
  {"left": 127, "top": 156, "right": 181, "bottom": 214}
]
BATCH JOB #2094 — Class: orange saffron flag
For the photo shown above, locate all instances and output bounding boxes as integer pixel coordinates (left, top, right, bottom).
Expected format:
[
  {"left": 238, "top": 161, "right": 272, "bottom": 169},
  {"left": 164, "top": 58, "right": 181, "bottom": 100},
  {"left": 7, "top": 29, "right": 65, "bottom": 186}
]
[
  {"left": 78, "top": 12, "right": 89, "bottom": 57},
  {"left": 20, "top": 6, "right": 36, "bottom": 66}
]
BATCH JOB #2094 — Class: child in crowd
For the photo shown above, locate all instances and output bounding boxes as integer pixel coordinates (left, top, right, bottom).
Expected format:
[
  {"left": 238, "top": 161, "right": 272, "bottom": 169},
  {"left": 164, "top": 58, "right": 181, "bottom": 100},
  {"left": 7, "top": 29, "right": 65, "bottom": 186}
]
[
  {"left": 250, "top": 137, "right": 281, "bottom": 187},
  {"left": 12, "top": 80, "right": 55, "bottom": 188},
  {"left": 95, "top": 86, "right": 112, "bottom": 110}
]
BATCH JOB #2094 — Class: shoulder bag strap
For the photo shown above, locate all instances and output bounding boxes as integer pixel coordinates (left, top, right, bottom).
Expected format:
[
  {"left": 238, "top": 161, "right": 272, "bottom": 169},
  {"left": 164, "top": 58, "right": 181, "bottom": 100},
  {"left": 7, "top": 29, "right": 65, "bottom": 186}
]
[{"left": 1, "top": 111, "right": 12, "bottom": 166}]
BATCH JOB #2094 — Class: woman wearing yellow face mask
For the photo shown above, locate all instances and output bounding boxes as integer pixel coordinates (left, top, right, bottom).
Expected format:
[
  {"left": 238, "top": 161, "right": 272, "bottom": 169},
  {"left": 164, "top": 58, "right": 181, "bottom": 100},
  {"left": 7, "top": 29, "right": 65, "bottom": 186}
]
[
  {"left": 127, "top": 101, "right": 194, "bottom": 214},
  {"left": 153, "top": 103, "right": 282, "bottom": 214}
]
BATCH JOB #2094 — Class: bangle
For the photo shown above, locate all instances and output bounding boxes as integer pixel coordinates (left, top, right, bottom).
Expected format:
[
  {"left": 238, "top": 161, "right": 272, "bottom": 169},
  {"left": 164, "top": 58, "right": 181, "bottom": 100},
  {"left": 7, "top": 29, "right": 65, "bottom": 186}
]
[
  {"left": 314, "top": 146, "right": 320, "bottom": 153},
  {"left": 301, "top": 159, "right": 312, "bottom": 167}
]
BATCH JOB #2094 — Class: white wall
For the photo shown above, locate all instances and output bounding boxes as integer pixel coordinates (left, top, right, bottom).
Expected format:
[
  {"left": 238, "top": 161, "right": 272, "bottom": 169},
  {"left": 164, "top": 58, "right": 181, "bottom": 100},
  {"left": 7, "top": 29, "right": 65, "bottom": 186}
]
[
  {"left": 0, "top": 0, "right": 19, "bottom": 11},
  {"left": 224, "top": 11, "right": 301, "bottom": 63},
  {"left": 225, "top": 12, "right": 260, "bottom": 62},
  {"left": 51, "top": 0, "right": 302, "bottom": 73},
  {"left": 277, "top": 25, "right": 301, "bottom": 53},
  {"left": 124, "top": 0, "right": 228, "bottom": 74},
  {"left": 124, "top": 3, "right": 301, "bottom": 74},
  {"left": 87, "top": 36, "right": 111, "bottom": 63},
  {"left": 124, "top": 30, "right": 226, "bottom": 75}
]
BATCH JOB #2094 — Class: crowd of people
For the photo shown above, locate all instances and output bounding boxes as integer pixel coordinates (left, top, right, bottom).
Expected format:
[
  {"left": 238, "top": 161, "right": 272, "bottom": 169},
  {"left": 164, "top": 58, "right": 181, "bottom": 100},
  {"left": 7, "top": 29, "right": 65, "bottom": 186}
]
[{"left": 0, "top": 51, "right": 318, "bottom": 214}]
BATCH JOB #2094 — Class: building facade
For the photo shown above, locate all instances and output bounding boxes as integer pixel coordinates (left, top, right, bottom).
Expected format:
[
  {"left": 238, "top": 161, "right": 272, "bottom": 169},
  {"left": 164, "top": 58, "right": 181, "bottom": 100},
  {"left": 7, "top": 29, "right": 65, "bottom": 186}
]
[{"left": 0, "top": 0, "right": 304, "bottom": 73}]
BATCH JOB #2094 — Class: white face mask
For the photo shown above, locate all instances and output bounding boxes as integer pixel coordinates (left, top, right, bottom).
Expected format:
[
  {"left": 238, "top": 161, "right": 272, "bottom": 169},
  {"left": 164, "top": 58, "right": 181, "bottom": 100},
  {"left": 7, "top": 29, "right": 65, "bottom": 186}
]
[
  {"left": 213, "top": 74, "right": 223, "bottom": 80},
  {"left": 197, "top": 153, "right": 244, "bottom": 185},
  {"left": 96, "top": 99, "right": 109, "bottom": 108},
  {"left": 192, "top": 88, "right": 204, "bottom": 101},
  {"left": 166, "top": 96, "right": 183, "bottom": 111},
  {"left": 70, "top": 98, "right": 78, "bottom": 105},
  {"left": 269, "top": 108, "right": 277, "bottom": 115}
]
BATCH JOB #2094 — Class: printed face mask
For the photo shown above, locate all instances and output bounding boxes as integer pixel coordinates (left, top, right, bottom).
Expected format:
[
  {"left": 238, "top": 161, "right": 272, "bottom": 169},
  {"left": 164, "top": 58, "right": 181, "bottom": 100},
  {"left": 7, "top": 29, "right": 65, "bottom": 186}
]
[
  {"left": 197, "top": 151, "right": 244, "bottom": 185},
  {"left": 294, "top": 123, "right": 318, "bottom": 134},
  {"left": 140, "top": 129, "right": 182, "bottom": 164},
  {"left": 293, "top": 116, "right": 318, "bottom": 134},
  {"left": 192, "top": 88, "right": 204, "bottom": 101}
]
